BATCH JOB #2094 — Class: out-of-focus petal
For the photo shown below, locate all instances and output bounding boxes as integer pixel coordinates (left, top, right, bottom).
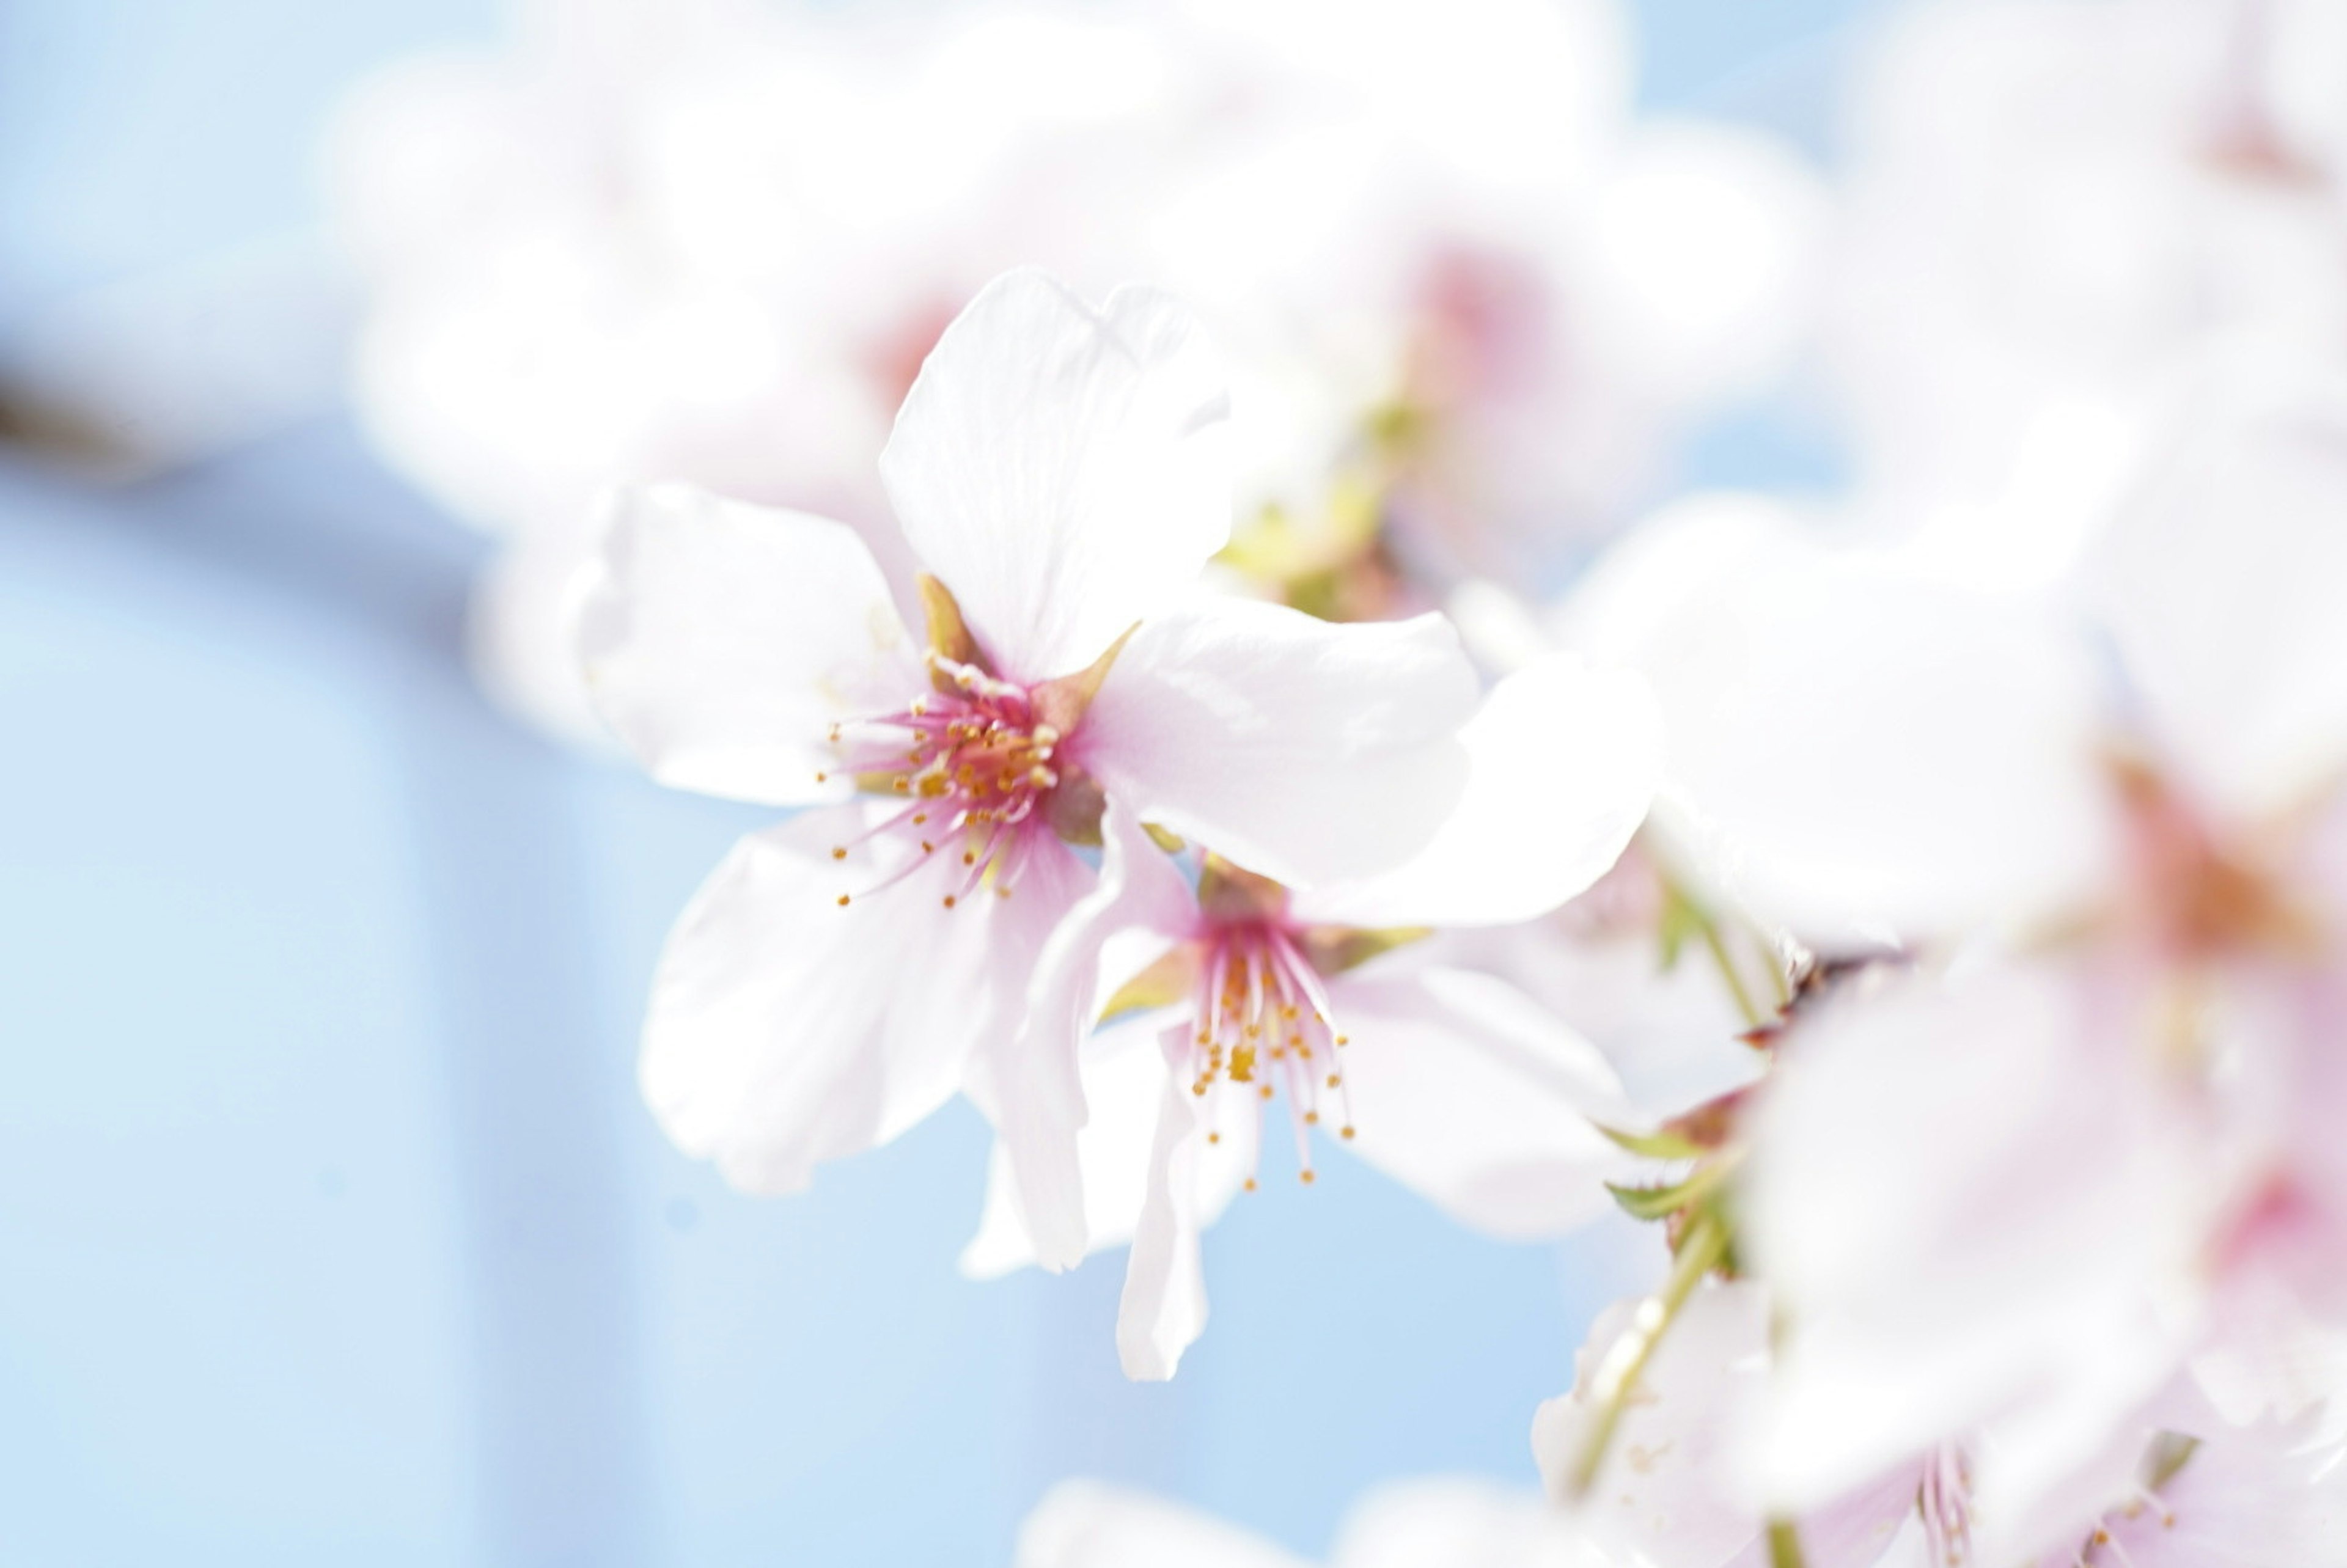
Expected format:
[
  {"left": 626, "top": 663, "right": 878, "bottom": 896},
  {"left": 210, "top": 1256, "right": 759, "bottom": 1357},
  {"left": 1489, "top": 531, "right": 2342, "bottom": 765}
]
[
  {"left": 1289, "top": 654, "right": 1660, "bottom": 930},
  {"left": 470, "top": 517, "right": 614, "bottom": 746},
  {"left": 1330, "top": 965, "right": 1629, "bottom": 1239},
  {"left": 879, "top": 269, "right": 1232, "bottom": 684},
  {"left": 975, "top": 804, "right": 1198, "bottom": 1271},
  {"left": 1743, "top": 960, "right": 2201, "bottom": 1515},
  {"left": 1015, "top": 1478, "right": 1312, "bottom": 1568},
  {"left": 1559, "top": 495, "right": 2114, "bottom": 947},
  {"left": 2087, "top": 350, "right": 2347, "bottom": 819},
  {"left": 639, "top": 805, "right": 1088, "bottom": 1194},
  {"left": 1575, "top": 120, "right": 1826, "bottom": 408},
  {"left": 1533, "top": 1280, "right": 1774, "bottom": 1566},
  {"left": 577, "top": 482, "right": 917, "bottom": 805},
  {"left": 1079, "top": 598, "right": 1477, "bottom": 887}
]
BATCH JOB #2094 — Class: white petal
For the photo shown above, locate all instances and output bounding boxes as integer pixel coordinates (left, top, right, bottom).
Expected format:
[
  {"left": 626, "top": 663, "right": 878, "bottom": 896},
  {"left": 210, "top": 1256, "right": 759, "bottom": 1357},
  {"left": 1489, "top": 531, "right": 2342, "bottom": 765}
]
[
  {"left": 1574, "top": 120, "right": 1826, "bottom": 408},
  {"left": 2086, "top": 348, "right": 2347, "bottom": 818},
  {"left": 1117, "top": 1030, "right": 1235, "bottom": 1382},
  {"left": 577, "top": 483, "right": 917, "bottom": 806},
  {"left": 975, "top": 803, "right": 1200, "bottom": 1272},
  {"left": 1743, "top": 959, "right": 2202, "bottom": 1513},
  {"left": 1533, "top": 1279, "right": 1773, "bottom": 1564},
  {"left": 2080, "top": 1405, "right": 2347, "bottom": 1568},
  {"left": 879, "top": 269, "right": 1232, "bottom": 683},
  {"left": 960, "top": 1014, "right": 1170, "bottom": 1281},
  {"left": 1015, "top": 1478, "right": 1310, "bottom": 1568},
  {"left": 962, "top": 1013, "right": 1261, "bottom": 1277},
  {"left": 1559, "top": 496, "right": 2114, "bottom": 946},
  {"left": 1079, "top": 598, "right": 1478, "bottom": 887},
  {"left": 1289, "top": 654, "right": 1661, "bottom": 929},
  {"left": 469, "top": 518, "right": 617, "bottom": 747},
  {"left": 1330, "top": 966, "right": 1630, "bottom": 1239},
  {"left": 639, "top": 805, "right": 1088, "bottom": 1194}
]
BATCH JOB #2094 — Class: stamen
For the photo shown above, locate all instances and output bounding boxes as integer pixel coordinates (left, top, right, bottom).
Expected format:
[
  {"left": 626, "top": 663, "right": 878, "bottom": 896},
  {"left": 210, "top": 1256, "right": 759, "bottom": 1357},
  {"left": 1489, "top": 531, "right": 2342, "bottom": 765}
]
[
  {"left": 819, "top": 663, "right": 1071, "bottom": 910},
  {"left": 1180, "top": 920, "right": 1360, "bottom": 1189}
]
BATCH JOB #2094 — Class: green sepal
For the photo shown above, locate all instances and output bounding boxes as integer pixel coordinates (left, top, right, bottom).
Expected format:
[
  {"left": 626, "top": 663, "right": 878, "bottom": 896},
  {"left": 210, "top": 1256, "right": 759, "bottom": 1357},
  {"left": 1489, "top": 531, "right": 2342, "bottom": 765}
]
[{"left": 1598, "top": 1123, "right": 1708, "bottom": 1162}]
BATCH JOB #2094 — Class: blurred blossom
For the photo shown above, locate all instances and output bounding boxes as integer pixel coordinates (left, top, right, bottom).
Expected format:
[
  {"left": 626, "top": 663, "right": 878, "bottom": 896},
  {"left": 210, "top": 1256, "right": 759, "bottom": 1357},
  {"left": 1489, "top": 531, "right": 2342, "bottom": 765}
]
[
  {"left": 1533, "top": 346, "right": 2347, "bottom": 1526},
  {"left": 1829, "top": 0, "right": 2347, "bottom": 551},
  {"left": 328, "top": 0, "right": 1824, "bottom": 738},
  {"left": 1534, "top": 1275, "right": 2347, "bottom": 1567},
  {"left": 1018, "top": 1475, "right": 1607, "bottom": 1568}
]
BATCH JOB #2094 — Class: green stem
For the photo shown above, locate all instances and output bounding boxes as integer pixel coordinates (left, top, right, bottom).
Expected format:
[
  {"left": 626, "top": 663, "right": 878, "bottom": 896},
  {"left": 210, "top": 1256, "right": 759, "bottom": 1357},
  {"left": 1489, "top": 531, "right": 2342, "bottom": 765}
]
[
  {"left": 1767, "top": 1520, "right": 1808, "bottom": 1568},
  {"left": 1698, "top": 917, "right": 1768, "bottom": 1030},
  {"left": 1565, "top": 1209, "right": 1729, "bottom": 1498}
]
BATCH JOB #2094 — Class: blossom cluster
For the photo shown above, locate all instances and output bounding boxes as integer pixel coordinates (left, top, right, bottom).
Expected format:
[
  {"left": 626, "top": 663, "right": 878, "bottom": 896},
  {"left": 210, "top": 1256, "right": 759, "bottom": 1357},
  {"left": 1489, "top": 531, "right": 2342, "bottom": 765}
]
[{"left": 336, "top": 0, "right": 2347, "bottom": 1562}]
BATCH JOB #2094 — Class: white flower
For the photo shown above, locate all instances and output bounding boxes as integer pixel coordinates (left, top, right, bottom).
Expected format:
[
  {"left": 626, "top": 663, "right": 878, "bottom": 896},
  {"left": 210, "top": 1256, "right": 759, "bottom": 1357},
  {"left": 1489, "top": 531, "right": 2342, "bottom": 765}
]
[
  {"left": 578, "top": 270, "right": 1479, "bottom": 1225},
  {"left": 1018, "top": 1475, "right": 1612, "bottom": 1568},
  {"left": 960, "top": 652, "right": 1663, "bottom": 1377},
  {"left": 1533, "top": 1275, "right": 2347, "bottom": 1568},
  {"left": 1571, "top": 352, "right": 2347, "bottom": 1515}
]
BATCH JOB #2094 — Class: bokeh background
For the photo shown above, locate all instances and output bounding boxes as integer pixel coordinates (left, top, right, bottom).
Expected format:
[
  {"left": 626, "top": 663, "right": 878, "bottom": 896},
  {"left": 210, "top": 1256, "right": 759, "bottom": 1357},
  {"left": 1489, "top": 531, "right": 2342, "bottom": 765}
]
[{"left": 0, "top": 1, "right": 1883, "bottom": 1562}]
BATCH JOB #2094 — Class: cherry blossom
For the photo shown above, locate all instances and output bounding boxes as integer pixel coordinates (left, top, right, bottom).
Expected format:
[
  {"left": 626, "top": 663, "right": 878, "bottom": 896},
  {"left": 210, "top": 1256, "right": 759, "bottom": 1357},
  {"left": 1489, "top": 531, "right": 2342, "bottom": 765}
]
[
  {"left": 577, "top": 270, "right": 1480, "bottom": 1228},
  {"left": 1533, "top": 1276, "right": 2347, "bottom": 1568},
  {"left": 1552, "top": 353, "right": 2347, "bottom": 1520},
  {"left": 959, "top": 652, "right": 1662, "bottom": 1377}
]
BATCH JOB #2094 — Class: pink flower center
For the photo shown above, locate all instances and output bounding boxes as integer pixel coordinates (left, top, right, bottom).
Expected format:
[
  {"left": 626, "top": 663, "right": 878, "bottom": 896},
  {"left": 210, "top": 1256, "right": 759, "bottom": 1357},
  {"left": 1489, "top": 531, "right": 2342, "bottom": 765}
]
[
  {"left": 1183, "top": 920, "right": 1356, "bottom": 1187},
  {"left": 818, "top": 655, "right": 1070, "bottom": 909}
]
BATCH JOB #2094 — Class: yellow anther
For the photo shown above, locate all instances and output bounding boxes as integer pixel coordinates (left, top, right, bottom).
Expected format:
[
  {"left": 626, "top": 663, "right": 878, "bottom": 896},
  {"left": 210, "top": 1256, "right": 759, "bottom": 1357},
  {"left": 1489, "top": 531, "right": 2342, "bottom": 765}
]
[
  {"left": 1326, "top": 1074, "right": 1340, "bottom": 1088},
  {"left": 1258, "top": 1085, "right": 1273, "bottom": 1100},
  {"left": 1192, "top": 1082, "right": 1207, "bottom": 1097},
  {"left": 1335, "top": 1035, "right": 1350, "bottom": 1046},
  {"left": 814, "top": 771, "right": 829, "bottom": 783},
  {"left": 831, "top": 847, "right": 847, "bottom": 860},
  {"left": 1340, "top": 1125, "right": 1356, "bottom": 1140},
  {"left": 1243, "top": 1178, "right": 1258, "bottom": 1192},
  {"left": 920, "top": 841, "right": 934, "bottom": 853},
  {"left": 837, "top": 894, "right": 851, "bottom": 907},
  {"left": 942, "top": 895, "right": 957, "bottom": 909},
  {"left": 1303, "top": 1111, "right": 1318, "bottom": 1125},
  {"left": 1299, "top": 1170, "right": 1315, "bottom": 1184},
  {"left": 1207, "top": 1132, "right": 1221, "bottom": 1144}
]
